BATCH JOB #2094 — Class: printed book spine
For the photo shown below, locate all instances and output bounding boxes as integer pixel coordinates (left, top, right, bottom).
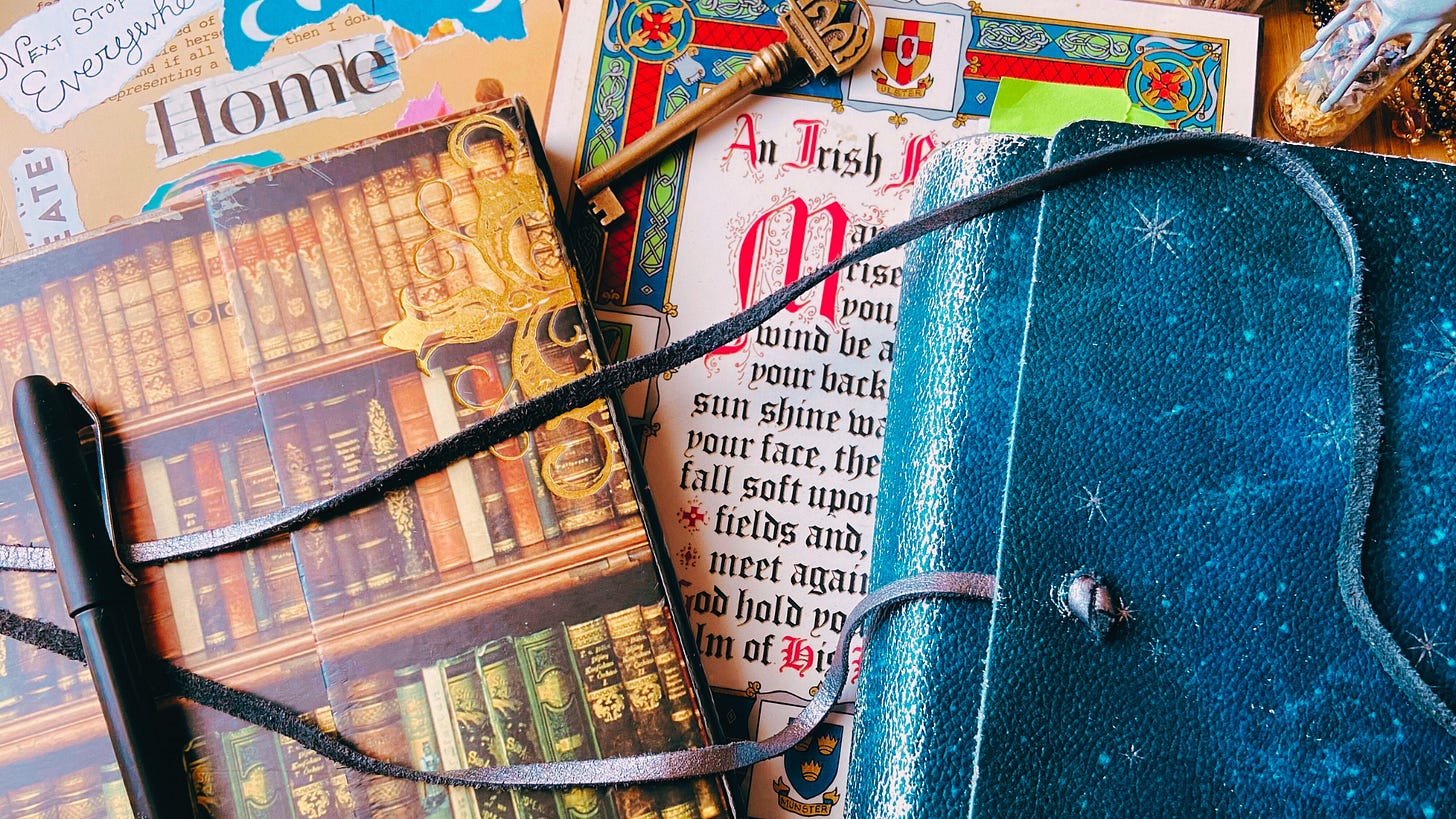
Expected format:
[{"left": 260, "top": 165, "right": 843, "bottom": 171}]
[
  {"left": 304, "top": 190, "right": 375, "bottom": 339},
  {"left": 256, "top": 213, "right": 322, "bottom": 356},
  {"left": 477, "top": 639, "right": 558, "bottom": 819},
  {"left": 387, "top": 370, "right": 473, "bottom": 573},
  {"left": 199, "top": 231, "right": 254, "bottom": 379},
  {"left": 182, "top": 731, "right": 225, "bottom": 819},
  {"left": 285, "top": 205, "right": 349, "bottom": 346},
  {"left": 225, "top": 222, "right": 291, "bottom": 364},
  {"left": 220, "top": 722, "right": 295, "bottom": 819},
  {"left": 491, "top": 350, "right": 562, "bottom": 543},
  {"left": 272, "top": 402, "right": 346, "bottom": 615},
  {"left": 66, "top": 272, "right": 121, "bottom": 411},
  {"left": 434, "top": 149, "right": 499, "bottom": 291},
  {"left": 567, "top": 616, "right": 661, "bottom": 819},
  {"left": 140, "top": 455, "right": 206, "bottom": 656},
  {"left": 380, "top": 162, "right": 449, "bottom": 305},
  {"left": 444, "top": 650, "right": 517, "bottom": 819},
  {"left": 394, "top": 667, "right": 453, "bottom": 819},
  {"left": 164, "top": 451, "right": 229, "bottom": 651},
  {"left": 516, "top": 625, "right": 611, "bottom": 819},
  {"left": 420, "top": 661, "right": 482, "bottom": 819},
  {"left": 360, "top": 175, "right": 418, "bottom": 310},
  {"left": 0, "top": 303, "right": 30, "bottom": 451},
  {"left": 215, "top": 438, "right": 275, "bottom": 633},
  {"left": 170, "top": 236, "right": 232, "bottom": 390},
  {"left": 418, "top": 365, "right": 497, "bottom": 563},
  {"left": 334, "top": 183, "right": 401, "bottom": 326},
  {"left": 343, "top": 671, "right": 424, "bottom": 817},
  {"left": 90, "top": 262, "right": 145, "bottom": 410},
  {"left": 119, "top": 460, "right": 182, "bottom": 659},
  {"left": 445, "top": 359, "right": 519, "bottom": 555},
  {"left": 406, "top": 151, "right": 474, "bottom": 296},
  {"left": 362, "top": 391, "right": 434, "bottom": 584},
  {"left": 462, "top": 351, "right": 547, "bottom": 548},
  {"left": 192, "top": 440, "right": 259, "bottom": 643},
  {"left": 295, "top": 394, "right": 370, "bottom": 608},
  {"left": 141, "top": 241, "right": 203, "bottom": 399},
  {"left": 18, "top": 296, "right": 57, "bottom": 383},
  {"left": 39, "top": 280, "right": 89, "bottom": 396},
  {"left": 233, "top": 432, "right": 311, "bottom": 629}
]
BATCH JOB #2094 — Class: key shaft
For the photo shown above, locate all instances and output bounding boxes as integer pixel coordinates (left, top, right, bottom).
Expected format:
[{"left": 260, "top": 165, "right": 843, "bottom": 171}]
[
  {"left": 577, "top": 40, "right": 793, "bottom": 204},
  {"left": 576, "top": 0, "right": 873, "bottom": 226}
]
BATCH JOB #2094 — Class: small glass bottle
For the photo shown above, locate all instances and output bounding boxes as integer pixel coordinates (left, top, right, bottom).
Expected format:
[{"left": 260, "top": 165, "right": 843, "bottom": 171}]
[{"left": 1271, "top": 0, "right": 1456, "bottom": 146}]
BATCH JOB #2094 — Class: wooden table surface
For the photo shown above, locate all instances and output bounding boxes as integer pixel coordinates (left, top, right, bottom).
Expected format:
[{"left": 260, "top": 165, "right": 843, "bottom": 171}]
[{"left": 1241, "top": 0, "right": 1452, "bottom": 161}]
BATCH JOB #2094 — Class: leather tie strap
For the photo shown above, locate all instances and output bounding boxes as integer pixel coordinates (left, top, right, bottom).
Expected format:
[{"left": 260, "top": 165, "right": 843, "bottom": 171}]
[
  {"left": 0, "top": 130, "right": 1450, "bottom": 792},
  {"left": 0, "top": 132, "right": 1360, "bottom": 574},
  {"left": 0, "top": 570, "right": 995, "bottom": 788}
]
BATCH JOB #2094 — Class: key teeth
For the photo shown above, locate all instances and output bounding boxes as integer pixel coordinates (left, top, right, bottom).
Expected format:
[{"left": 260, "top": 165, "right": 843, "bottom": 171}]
[{"left": 588, "top": 191, "right": 626, "bottom": 228}]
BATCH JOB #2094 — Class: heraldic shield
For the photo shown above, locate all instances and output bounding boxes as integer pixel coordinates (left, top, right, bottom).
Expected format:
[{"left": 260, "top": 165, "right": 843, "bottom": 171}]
[
  {"left": 785, "top": 722, "right": 843, "bottom": 800},
  {"left": 882, "top": 18, "right": 934, "bottom": 85}
]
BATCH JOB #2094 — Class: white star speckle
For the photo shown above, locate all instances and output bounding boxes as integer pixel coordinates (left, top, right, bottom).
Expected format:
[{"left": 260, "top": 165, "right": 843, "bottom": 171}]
[
  {"left": 1420, "top": 322, "right": 1456, "bottom": 385},
  {"left": 1076, "top": 482, "right": 1109, "bottom": 524},
  {"left": 1126, "top": 201, "right": 1184, "bottom": 262},
  {"left": 1122, "top": 744, "right": 1146, "bottom": 763},
  {"left": 1144, "top": 639, "right": 1168, "bottom": 664},
  {"left": 1408, "top": 628, "right": 1448, "bottom": 668},
  {"left": 1303, "top": 400, "right": 1349, "bottom": 463}
]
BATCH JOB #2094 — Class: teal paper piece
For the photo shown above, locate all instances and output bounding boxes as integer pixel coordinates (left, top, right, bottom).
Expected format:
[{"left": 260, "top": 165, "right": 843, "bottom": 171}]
[
  {"left": 141, "top": 150, "right": 283, "bottom": 212},
  {"left": 222, "top": 0, "right": 527, "bottom": 70}
]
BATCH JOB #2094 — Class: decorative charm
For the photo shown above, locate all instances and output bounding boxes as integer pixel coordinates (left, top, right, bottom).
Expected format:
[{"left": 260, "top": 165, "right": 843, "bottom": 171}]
[{"left": 1271, "top": 0, "right": 1456, "bottom": 146}]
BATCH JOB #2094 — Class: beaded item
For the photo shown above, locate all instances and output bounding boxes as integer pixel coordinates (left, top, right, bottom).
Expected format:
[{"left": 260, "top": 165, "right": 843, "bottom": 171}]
[{"left": 1308, "top": 0, "right": 1456, "bottom": 157}]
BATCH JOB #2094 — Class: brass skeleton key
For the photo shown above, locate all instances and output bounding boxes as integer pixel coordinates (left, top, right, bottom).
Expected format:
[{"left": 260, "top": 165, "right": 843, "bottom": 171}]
[{"left": 576, "top": 0, "right": 874, "bottom": 227}]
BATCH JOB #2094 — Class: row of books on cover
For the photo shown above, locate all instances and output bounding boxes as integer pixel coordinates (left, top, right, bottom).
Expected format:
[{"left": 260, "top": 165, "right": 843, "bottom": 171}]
[
  {"left": 0, "top": 601, "right": 721, "bottom": 819},
  {"left": 0, "top": 347, "right": 636, "bottom": 693},
  {"left": 0, "top": 98, "right": 518, "bottom": 442},
  {"left": 0, "top": 100, "right": 732, "bottom": 817}
]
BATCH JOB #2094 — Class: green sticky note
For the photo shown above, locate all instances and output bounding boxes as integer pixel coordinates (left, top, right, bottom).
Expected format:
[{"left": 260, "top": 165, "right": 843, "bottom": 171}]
[{"left": 988, "top": 77, "right": 1169, "bottom": 137}]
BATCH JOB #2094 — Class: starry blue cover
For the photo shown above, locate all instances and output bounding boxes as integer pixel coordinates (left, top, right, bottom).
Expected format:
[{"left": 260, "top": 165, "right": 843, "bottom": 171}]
[
  {"left": 850, "top": 122, "right": 1456, "bottom": 816},
  {"left": 847, "top": 132, "right": 1046, "bottom": 818}
]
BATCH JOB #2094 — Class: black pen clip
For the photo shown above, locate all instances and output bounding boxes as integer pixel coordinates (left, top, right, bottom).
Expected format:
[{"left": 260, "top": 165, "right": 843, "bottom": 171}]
[{"left": 58, "top": 382, "right": 137, "bottom": 587}]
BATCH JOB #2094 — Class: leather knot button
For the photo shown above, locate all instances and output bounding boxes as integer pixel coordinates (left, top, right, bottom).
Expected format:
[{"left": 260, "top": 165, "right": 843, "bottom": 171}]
[{"left": 1061, "top": 571, "right": 1121, "bottom": 641}]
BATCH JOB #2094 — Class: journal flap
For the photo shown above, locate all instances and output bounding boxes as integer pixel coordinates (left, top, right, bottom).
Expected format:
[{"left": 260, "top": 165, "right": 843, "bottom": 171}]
[{"left": 971, "top": 122, "right": 1454, "bottom": 814}]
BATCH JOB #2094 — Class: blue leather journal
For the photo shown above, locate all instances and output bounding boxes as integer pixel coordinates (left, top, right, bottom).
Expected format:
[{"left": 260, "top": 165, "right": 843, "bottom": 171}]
[{"left": 849, "top": 122, "right": 1456, "bottom": 815}]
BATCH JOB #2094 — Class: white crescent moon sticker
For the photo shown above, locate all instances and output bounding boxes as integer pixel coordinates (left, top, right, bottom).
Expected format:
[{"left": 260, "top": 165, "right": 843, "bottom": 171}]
[
  {"left": 471, "top": 0, "right": 504, "bottom": 12},
  {"left": 296, "top": 0, "right": 322, "bottom": 9},
  {"left": 241, "top": 0, "right": 277, "bottom": 42}
]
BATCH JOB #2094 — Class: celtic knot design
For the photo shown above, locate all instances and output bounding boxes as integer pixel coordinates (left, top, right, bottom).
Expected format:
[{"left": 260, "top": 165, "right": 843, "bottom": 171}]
[{"left": 977, "top": 21, "right": 1052, "bottom": 53}]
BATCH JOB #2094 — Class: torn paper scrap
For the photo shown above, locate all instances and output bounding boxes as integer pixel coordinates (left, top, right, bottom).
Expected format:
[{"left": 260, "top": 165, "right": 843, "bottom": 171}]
[
  {"left": 143, "top": 33, "right": 401, "bottom": 167},
  {"left": 0, "top": 0, "right": 222, "bottom": 132},
  {"left": 10, "top": 147, "right": 85, "bottom": 247},
  {"left": 394, "top": 81, "right": 450, "bottom": 128},
  {"left": 988, "top": 78, "right": 1168, "bottom": 137},
  {"left": 222, "top": 0, "right": 526, "bottom": 70},
  {"left": 141, "top": 149, "right": 282, "bottom": 211}
]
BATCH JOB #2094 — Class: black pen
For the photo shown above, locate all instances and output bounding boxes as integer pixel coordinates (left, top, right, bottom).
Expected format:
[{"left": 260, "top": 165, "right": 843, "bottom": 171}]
[{"left": 13, "top": 375, "right": 190, "bottom": 818}]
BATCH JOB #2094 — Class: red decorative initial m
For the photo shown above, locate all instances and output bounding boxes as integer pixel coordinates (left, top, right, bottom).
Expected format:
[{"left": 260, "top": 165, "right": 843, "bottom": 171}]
[{"left": 711, "top": 197, "right": 848, "bottom": 360}]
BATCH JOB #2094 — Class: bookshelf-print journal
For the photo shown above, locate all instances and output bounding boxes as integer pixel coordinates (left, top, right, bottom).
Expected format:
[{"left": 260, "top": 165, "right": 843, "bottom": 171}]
[{"left": 0, "top": 99, "right": 731, "bottom": 819}]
